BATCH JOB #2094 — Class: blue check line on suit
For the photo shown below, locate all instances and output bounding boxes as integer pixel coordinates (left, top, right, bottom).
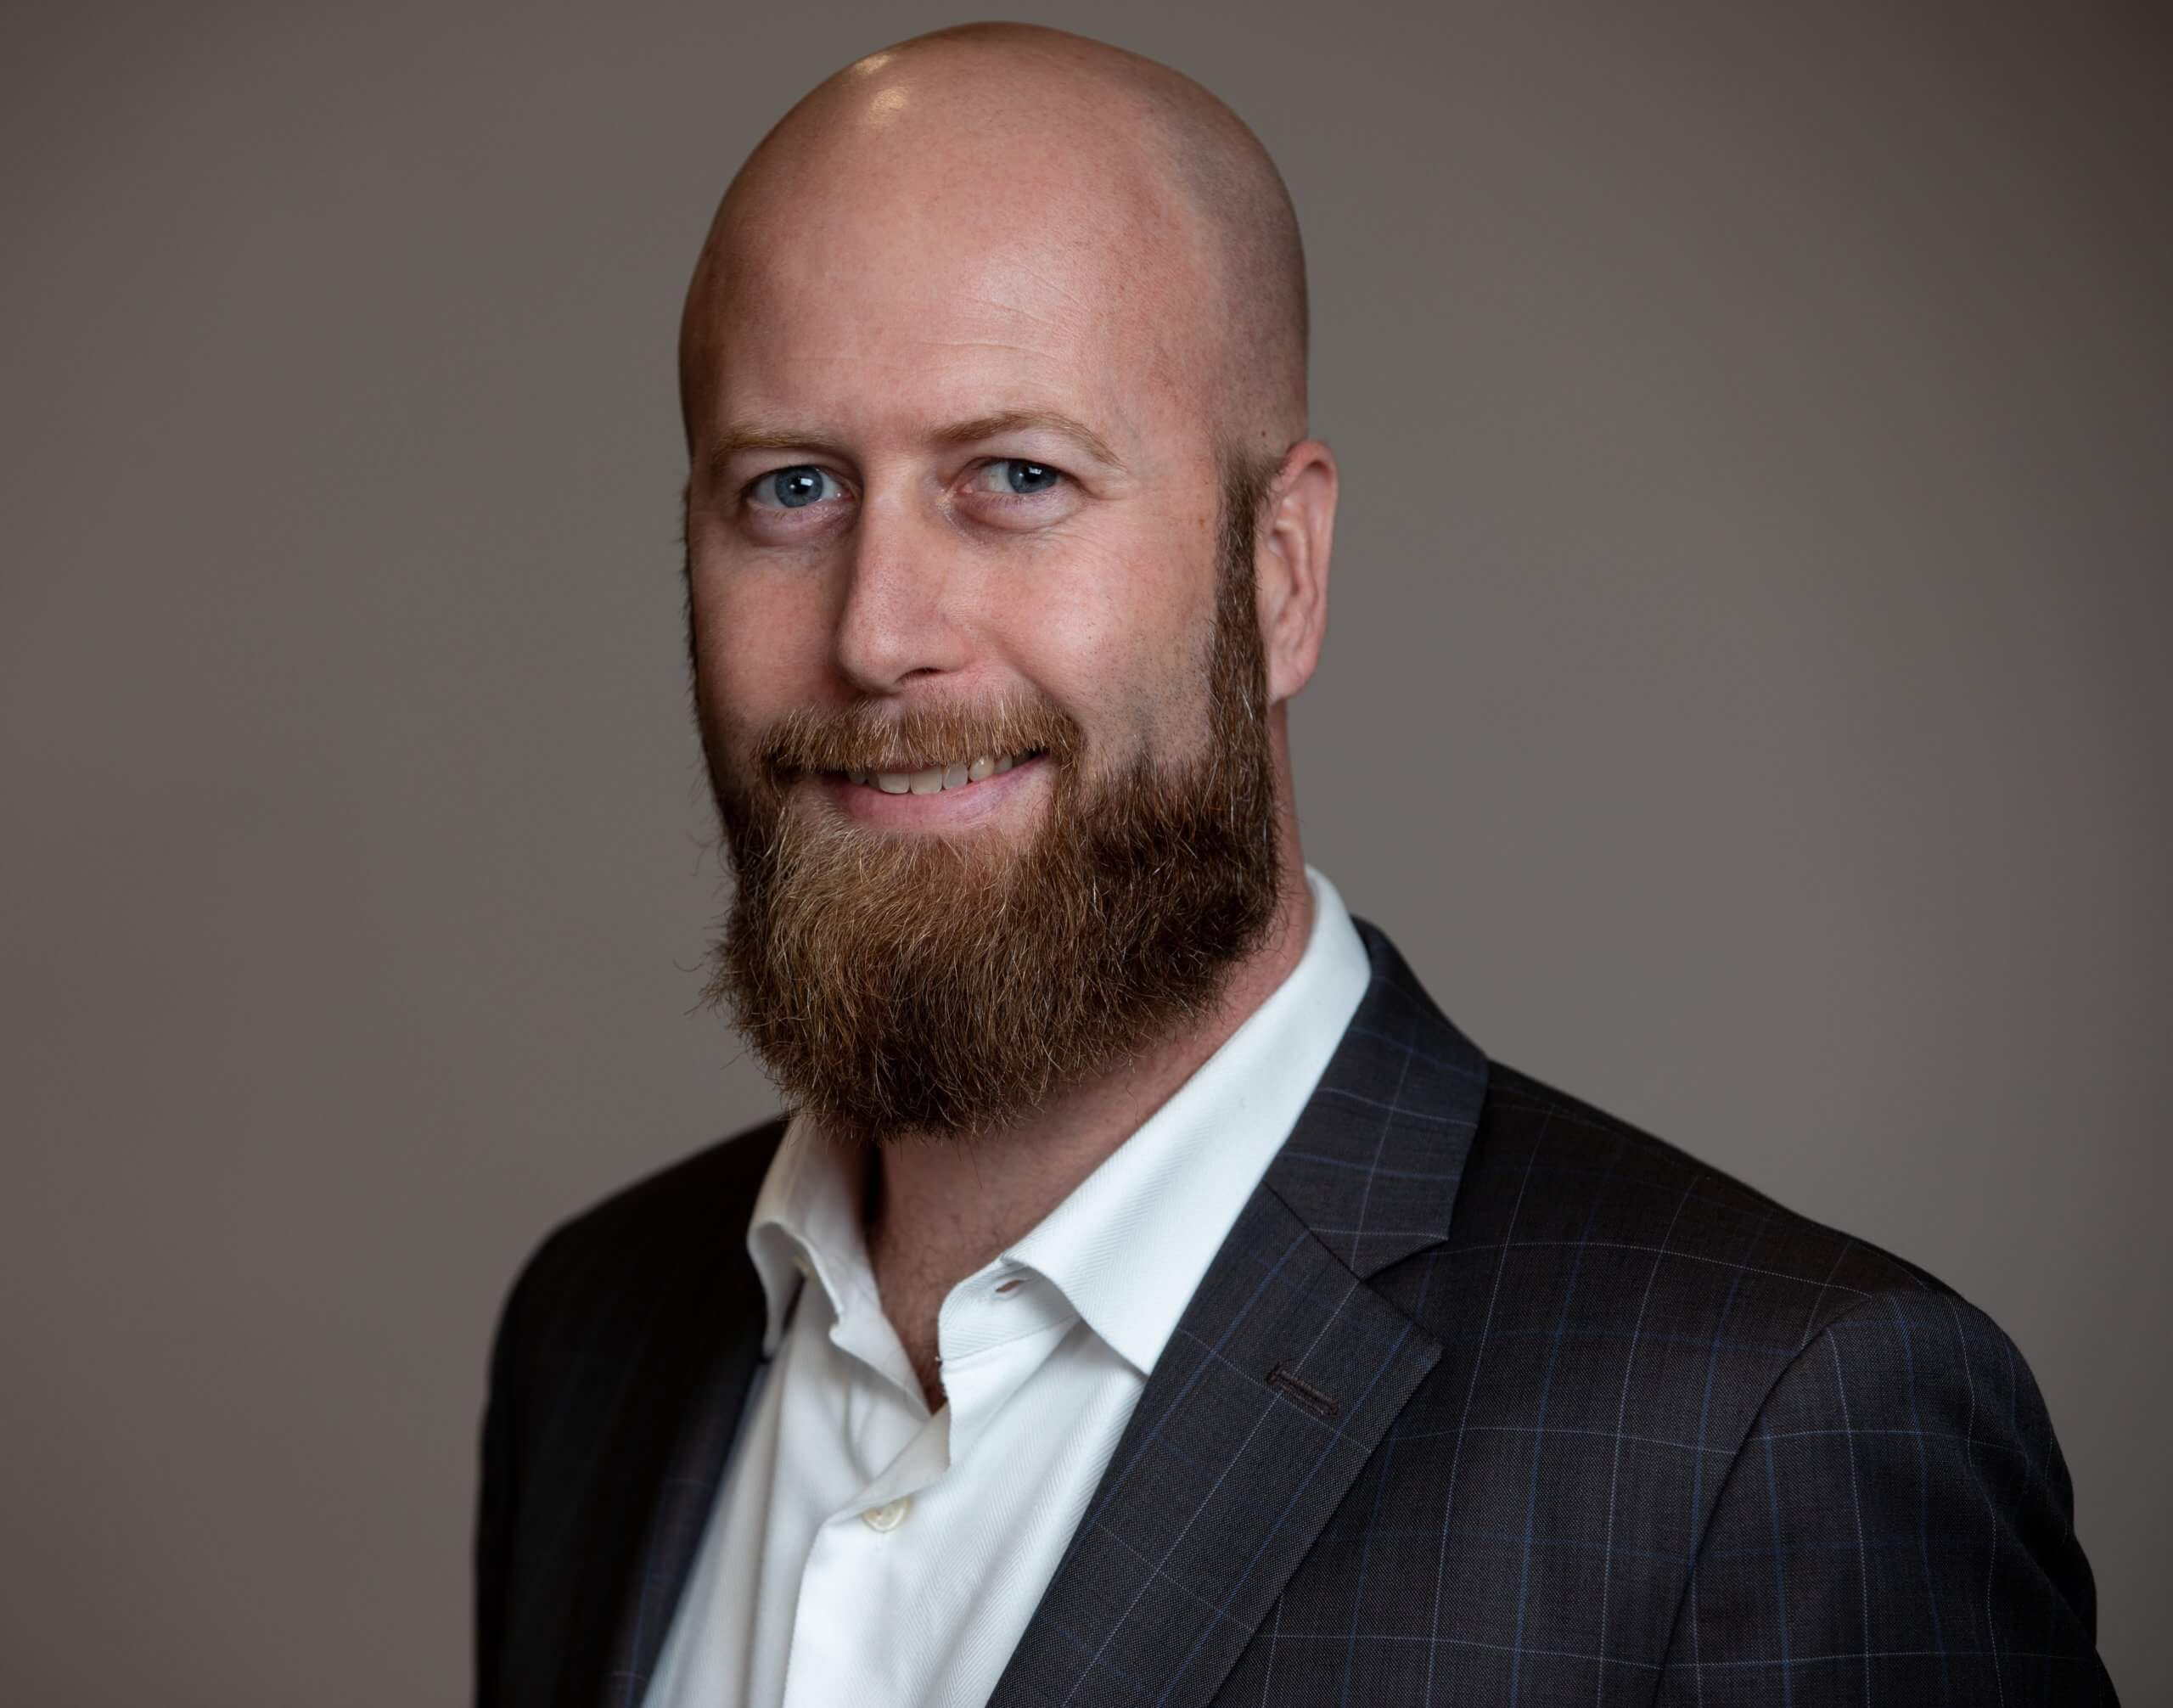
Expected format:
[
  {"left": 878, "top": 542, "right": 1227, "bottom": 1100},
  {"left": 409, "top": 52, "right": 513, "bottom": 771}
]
[
  {"left": 1032, "top": 1222, "right": 1324, "bottom": 1681},
  {"left": 1064, "top": 1286, "right": 1328, "bottom": 1700},
  {"left": 1757, "top": 1422, "right": 1795, "bottom": 1702},
  {"left": 1323, "top": 1521, "right": 1698, "bottom": 1565},
  {"left": 1665, "top": 1286, "right": 2065, "bottom": 1705},
  {"left": 1154, "top": 1318, "right": 1422, "bottom": 1707},
  {"left": 1079, "top": 1508, "right": 1260, "bottom": 1619},
  {"left": 1337, "top": 1175, "right": 1444, "bottom": 1708},
  {"left": 1423, "top": 1104, "right": 1545, "bottom": 1705},
  {"left": 1680, "top": 1194, "right": 1775, "bottom": 1700},
  {"left": 1214, "top": 1218, "right": 1815, "bottom": 1374},
  {"left": 1508, "top": 1131, "right": 1626, "bottom": 1703},
  {"left": 1232, "top": 1631, "right": 2099, "bottom": 1672},
  {"left": 1262, "top": 1629, "right": 1670, "bottom": 1669},
  {"left": 1068, "top": 1227, "right": 1314, "bottom": 1542},
  {"left": 1112, "top": 1434, "right": 1790, "bottom": 1599},
  {"left": 1825, "top": 1329, "right": 1877, "bottom": 1705},
  {"left": 1223, "top": 1242, "right": 1411, "bottom": 1357},
  {"left": 1889, "top": 1290, "right": 1958, "bottom": 1703},
  {"left": 1111, "top": 1270, "right": 1369, "bottom": 1703},
  {"left": 1680, "top": 1227, "right": 1828, "bottom": 1708},
  {"left": 1401, "top": 1420, "right": 1733, "bottom": 1454},
  {"left": 1313, "top": 1520, "right": 1981, "bottom": 1565},
  {"left": 1826, "top": 1304, "right": 2069, "bottom": 1503},
  {"left": 1597, "top": 1173, "right": 1704, "bottom": 1678},
  {"left": 1704, "top": 1532, "right": 1964, "bottom": 1564},
  {"left": 1123, "top": 1432, "right": 1292, "bottom": 1527},
  {"left": 1033, "top": 1615, "right": 1153, "bottom": 1700},
  {"left": 1682, "top": 1646, "right": 2097, "bottom": 1672},
  {"left": 1942, "top": 1288, "right": 2011, "bottom": 1708},
  {"left": 1767, "top": 1424, "right": 2029, "bottom": 1458}
]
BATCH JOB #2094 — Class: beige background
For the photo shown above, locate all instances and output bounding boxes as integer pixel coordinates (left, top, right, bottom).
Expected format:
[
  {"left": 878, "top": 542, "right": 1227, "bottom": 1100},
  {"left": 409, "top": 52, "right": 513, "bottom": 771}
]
[{"left": 4, "top": 1, "right": 2166, "bottom": 1702}]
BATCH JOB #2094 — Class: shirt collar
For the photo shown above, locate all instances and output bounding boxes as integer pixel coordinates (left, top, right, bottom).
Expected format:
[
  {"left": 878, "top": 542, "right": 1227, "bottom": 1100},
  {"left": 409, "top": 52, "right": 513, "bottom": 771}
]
[
  {"left": 743, "top": 865, "right": 1371, "bottom": 1374},
  {"left": 999, "top": 866, "right": 1368, "bottom": 1374},
  {"left": 746, "top": 1118, "right": 874, "bottom": 1358}
]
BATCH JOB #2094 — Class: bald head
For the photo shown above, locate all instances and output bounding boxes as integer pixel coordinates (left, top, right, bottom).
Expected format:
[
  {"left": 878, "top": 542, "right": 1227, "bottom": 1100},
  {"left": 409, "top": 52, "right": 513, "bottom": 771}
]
[{"left": 678, "top": 23, "right": 1308, "bottom": 471}]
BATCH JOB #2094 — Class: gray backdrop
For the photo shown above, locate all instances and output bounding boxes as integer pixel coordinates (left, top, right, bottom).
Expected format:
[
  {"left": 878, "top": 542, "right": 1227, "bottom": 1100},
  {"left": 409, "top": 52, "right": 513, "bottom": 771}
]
[{"left": 4, "top": 1, "right": 2165, "bottom": 1702}]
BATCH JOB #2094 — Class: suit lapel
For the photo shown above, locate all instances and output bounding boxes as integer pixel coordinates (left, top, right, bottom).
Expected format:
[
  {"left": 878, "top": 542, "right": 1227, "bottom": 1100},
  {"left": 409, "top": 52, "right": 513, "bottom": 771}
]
[
  {"left": 529, "top": 1129, "right": 781, "bottom": 1708},
  {"left": 989, "top": 922, "right": 1487, "bottom": 1708},
  {"left": 591, "top": 1285, "right": 770, "bottom": 1707},
  {"left": 576, "top": 926, "right": 1482, "bottom": 1708}
]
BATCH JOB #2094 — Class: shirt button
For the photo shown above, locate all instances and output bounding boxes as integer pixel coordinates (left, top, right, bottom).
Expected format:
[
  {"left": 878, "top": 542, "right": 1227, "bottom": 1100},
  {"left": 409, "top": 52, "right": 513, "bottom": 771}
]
[
  {"left": 861, "top": 1496, "right": 912, "bottom": 1532},
  {"left": 993, "top": 1277, "right": 1025, "bottom": 1297},
  {"left": 791, "top": 1252, "right": 813, "bottom": 1280}
]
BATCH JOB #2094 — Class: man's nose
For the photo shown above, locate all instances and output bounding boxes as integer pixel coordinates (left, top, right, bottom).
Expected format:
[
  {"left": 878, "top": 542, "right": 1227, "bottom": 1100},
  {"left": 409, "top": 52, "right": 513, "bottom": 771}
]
[{"left": 829, "top": 499, "right": 974, "bottom": 696}]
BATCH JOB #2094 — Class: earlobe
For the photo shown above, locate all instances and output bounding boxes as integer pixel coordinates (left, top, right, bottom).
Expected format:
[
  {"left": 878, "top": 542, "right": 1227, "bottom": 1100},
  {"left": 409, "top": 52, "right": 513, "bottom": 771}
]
[{"left": 1257, "top": 440, "right": 1337, "bottom": 706}]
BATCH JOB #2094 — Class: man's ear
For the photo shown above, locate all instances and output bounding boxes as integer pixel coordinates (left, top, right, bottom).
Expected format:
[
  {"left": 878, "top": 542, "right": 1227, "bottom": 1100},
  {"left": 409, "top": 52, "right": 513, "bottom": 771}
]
[{"left": 1255, "top": 439, "right": 1337, "bottom": 706}]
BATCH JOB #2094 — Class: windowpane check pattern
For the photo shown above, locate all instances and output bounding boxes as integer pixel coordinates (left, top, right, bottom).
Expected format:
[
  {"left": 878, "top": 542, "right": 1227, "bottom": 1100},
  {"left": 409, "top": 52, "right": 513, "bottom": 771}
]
[{"left": 477, "top": 923, "right": 2114, "bottom": 1706}]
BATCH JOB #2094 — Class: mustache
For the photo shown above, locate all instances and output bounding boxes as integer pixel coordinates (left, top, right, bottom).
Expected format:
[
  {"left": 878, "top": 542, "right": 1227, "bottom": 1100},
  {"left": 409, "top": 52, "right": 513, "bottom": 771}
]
[{"left": 755, "top": 694, "right": 1086, "bottom": 778}]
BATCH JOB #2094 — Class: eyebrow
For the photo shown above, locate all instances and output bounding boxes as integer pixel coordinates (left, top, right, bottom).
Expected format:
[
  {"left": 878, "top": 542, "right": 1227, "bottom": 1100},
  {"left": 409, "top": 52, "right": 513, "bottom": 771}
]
[
  {"left": 930, "top": 410, "right": 1126, "bottom": 472},
  {"left": 705, "top": 408, "right": 1127, "bottom": 482}
]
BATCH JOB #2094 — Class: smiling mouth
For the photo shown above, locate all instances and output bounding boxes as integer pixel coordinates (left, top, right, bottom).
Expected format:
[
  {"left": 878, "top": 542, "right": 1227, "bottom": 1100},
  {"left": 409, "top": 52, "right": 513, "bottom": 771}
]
[{"left": 827, "top": 748, "right": 1045, "bottom": 795}]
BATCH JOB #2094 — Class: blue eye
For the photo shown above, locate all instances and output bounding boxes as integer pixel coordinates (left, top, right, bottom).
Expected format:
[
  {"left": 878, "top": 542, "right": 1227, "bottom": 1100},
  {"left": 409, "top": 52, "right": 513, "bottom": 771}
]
[
  {"left": 974, "top": 459, "right": 1064, "bottom": 497},
  {"left": 755, "top": 466, "right": 841, "bottom": 509},
  {"left": 1005, "top": 460, "right": 1062, "bottom": 495}
]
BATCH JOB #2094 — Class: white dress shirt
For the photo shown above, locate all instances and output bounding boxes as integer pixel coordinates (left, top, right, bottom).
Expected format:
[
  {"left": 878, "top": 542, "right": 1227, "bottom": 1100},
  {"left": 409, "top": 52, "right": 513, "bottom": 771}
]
[{"left": 641, "top": 866, "right": 1370, "bottom": 1708}]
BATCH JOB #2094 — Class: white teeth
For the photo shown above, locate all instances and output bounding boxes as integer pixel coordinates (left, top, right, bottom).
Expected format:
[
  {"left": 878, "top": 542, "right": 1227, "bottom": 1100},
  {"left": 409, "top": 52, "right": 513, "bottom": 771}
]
[{"left": 853, "top": 751, "right": 1033, "bottom": 793}]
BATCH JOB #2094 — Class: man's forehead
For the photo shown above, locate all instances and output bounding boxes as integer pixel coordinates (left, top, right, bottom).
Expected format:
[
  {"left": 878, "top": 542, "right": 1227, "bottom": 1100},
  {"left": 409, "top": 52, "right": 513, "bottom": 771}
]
[
  {"left": 733, "top": 219, "right": 1123, "bottom": 338},
  {"left": 678, "top": 28, "right": 1306, "bottom": 460},
  {"left": 693, "top": 214, "right": 1201, "bottom": 457}
]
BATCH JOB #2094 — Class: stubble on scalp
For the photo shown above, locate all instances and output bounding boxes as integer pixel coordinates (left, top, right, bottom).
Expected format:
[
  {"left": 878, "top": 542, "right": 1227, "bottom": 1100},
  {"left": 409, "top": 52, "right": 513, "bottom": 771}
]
[{"left": 701, "top": 457, "right": 1282, "bottom": 1149}]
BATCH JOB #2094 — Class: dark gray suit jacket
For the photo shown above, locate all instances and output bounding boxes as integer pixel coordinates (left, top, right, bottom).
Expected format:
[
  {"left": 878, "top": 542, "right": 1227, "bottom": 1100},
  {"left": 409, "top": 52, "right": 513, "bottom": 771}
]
[{"left": 476, "top": 921, "right": 2114, "bottom": 1705}]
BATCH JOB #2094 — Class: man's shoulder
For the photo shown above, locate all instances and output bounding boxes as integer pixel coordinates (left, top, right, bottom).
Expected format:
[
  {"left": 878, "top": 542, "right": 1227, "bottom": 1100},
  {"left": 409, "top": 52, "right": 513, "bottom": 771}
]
[
  {"left": 1452, "top": 1065, "right": 2070, "bottom": 1512},
  {"left": 499, "top": 1116, "right": 788, "bottom": 1347},
  {"left": 1339, "top": 918, "right": 1962, "bottom": 1340},
  {"left": 1283, "top": 1063, "right": 2104, "bottom": 1689},
  {"left": 1460, "top": 1059, "right": 1966, "bottom": 1343}
]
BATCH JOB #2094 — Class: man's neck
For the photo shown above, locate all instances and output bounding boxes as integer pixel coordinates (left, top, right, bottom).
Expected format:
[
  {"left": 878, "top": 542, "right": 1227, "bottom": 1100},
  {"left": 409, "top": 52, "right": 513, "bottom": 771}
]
[{"left": 864, "top": 874, "right": 1317, "bottom": 1412}]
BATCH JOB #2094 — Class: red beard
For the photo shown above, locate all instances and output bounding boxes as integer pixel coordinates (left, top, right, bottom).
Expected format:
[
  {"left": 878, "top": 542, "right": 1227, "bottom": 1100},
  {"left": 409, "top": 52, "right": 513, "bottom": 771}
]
[{"left": 699, "top": 463, "right": 1283, "bottom": 1146}]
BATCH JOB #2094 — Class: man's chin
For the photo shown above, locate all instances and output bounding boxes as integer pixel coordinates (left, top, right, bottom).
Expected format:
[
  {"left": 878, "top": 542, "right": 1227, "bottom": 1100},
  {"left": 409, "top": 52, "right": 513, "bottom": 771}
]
[{"left": 708, "top": 736, "right": 1280, "bottom": 1144}]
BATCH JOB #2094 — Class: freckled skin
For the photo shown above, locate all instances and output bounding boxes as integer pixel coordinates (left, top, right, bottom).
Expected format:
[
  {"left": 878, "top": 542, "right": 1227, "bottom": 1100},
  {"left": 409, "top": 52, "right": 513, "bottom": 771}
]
[{"left": 678, "top": 23, "right": 1342, "bottom": 1407}]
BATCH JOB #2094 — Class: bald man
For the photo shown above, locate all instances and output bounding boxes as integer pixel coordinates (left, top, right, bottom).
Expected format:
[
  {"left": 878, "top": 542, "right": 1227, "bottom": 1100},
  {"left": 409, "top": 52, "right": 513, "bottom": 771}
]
[{"left": 475, "top": 25, "right": 2113, "bottom": 1708}]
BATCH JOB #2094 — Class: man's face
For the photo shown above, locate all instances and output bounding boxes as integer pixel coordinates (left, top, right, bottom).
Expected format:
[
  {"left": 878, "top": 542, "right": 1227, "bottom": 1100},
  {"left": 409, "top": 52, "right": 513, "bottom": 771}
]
[
  {"left": 682, "top": 136, "right": 1284, "bottom": 1143},
  {"left": 685, "top": 149, "right": 1241, "bottom": 819}
]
